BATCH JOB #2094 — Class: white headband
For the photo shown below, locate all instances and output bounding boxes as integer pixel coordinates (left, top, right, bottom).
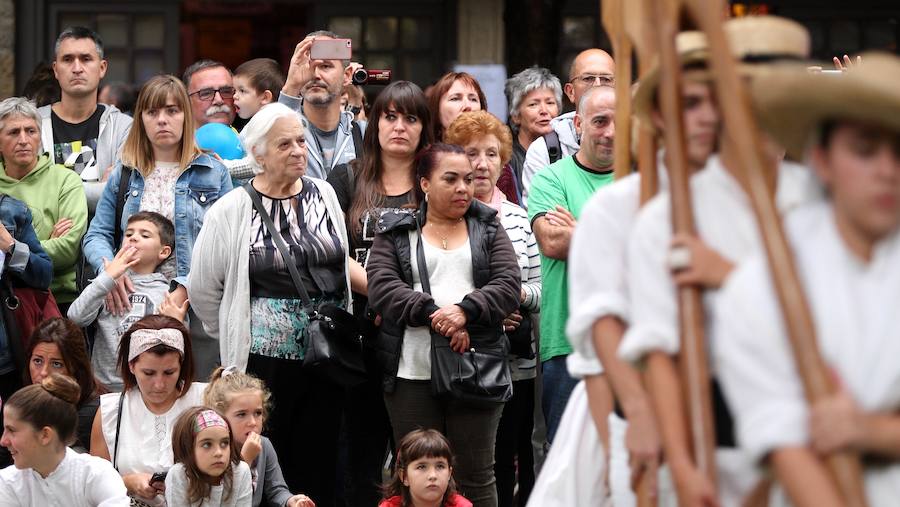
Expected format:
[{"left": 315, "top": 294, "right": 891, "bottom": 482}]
[{"left": 128, "top": 328, "right": 185, "bottom": 362}]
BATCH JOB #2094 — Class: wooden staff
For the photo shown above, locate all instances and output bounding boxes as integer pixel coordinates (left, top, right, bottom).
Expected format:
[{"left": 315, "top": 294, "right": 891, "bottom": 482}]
[
  {"left": 602, "top": 0, "right": 633, "bottom": 180},
  {"left": 647, "top": 0, "right": 719, "bottom": 486},
  {"left": 681, "top": 0, "right": 869, "bottom": 505}
]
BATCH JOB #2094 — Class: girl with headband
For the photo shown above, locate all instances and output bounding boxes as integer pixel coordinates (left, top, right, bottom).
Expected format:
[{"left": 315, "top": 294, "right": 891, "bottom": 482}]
[
  {"left": 89, "top": 315, "right": 206, "bottom": 506},
  {"left": 165, "top": 406, "right": 251, "bottom": 506}
]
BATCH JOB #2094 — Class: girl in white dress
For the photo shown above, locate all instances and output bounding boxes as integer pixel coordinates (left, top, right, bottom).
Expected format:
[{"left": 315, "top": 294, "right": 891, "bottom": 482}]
[
  {"left": 165, "top": 407, "right": 251, "bottom": 507},
  {"left": 0, "top": 374, "right": 129, "bottom": 506}
]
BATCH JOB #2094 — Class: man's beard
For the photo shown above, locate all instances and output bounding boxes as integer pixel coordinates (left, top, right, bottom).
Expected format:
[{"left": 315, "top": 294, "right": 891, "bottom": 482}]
[{"left": 303, "top": 81, "right": 338, "bottom": 106}]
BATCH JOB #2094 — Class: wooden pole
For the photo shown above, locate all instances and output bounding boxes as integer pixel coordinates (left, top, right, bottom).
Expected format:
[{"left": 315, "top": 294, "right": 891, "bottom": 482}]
[
  {"left": 648, "top": 0, "right": 719, "bottom": 485},
  {"left": 602, "top": 0, "right": 633, "bottom": 180},
  {"left": 681, "top": 1, "right": 869, "bottom": 505}
]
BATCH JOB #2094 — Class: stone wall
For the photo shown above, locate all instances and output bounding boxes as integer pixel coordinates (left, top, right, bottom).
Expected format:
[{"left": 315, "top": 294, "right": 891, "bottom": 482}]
[{"left": 0, "top": 0, "right": 14, "bottom": 98}]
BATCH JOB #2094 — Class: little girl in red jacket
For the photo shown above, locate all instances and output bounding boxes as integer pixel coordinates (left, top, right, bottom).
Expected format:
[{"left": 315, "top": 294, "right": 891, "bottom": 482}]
[{"left": 380, "top": 429, "right": 473, "bottom": 507}]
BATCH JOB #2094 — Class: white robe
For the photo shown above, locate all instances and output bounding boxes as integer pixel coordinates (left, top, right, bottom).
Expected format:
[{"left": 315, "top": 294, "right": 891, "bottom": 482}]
[
  {"left": 617, "top": 155, "right": 822, "bottom": 506},
  {"left": 0, "top": 447, "right": 130, "bottom": 507},
  {"left": 714, "top": 201, "right": 900, "bottom": 506}
]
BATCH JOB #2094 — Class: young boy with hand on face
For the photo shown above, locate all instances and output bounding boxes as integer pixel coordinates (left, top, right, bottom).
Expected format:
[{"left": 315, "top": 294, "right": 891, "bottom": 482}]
[{"left": 67, "top": 211, "right": 186, "bottom": 391}]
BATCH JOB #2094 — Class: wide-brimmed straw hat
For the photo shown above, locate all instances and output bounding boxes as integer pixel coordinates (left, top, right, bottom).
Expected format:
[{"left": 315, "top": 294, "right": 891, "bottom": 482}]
[
  {"left": 752, "top": 52, "right": 900, "bottom": 161},
  {"left": 634, "top": 31, "right": 710, "bottom": 125},
  {"left": 634, "top": 15, "right": 811, "bottom": 127}
]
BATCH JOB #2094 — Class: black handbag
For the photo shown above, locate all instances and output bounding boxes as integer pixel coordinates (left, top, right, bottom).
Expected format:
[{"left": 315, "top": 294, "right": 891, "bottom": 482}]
[
  {"left": 244, "top": 183, "right": 367, "bottom": 387},
  {"left": 414, "top": 220, "right": 512, "bottom": 406}
]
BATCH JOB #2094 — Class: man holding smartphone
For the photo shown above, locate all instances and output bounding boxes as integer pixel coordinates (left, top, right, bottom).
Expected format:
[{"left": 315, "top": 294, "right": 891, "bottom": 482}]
[{"left": 279, "top": 30, "right": 362, "bottom": 180}]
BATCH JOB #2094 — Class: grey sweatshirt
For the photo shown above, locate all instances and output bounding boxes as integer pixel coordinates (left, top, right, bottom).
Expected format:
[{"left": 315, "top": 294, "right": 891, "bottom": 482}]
[
  {"left": 252, "top": 436, "right": 294, "bottom": 507},
  {"left": 67, "top": 270, "right": 169, "bottom": 391}
]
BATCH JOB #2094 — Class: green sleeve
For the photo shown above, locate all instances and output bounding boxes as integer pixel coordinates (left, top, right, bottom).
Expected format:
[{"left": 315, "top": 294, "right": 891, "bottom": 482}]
[
  {"left": 527, "top": 163, "right": 566, "bottom": 222},
  {"left": 39, "top": 170, "right": 88, "bottom": 270}
]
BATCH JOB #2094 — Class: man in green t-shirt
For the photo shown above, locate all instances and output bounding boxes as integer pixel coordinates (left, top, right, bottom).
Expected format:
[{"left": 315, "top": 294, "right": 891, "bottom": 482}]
[{"left": 528, "top": 86, "right": 616, "bottom": 442}]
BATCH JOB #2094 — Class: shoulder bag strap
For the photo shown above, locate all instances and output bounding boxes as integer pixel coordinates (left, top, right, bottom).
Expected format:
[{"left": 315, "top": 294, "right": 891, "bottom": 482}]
[
  {"left": 113, "top": 391, "right": 124, "bottom": 470},
  {"left": 113, "top": 166, "right": 133, "bottom": 250},
  {"left": 242, "top": 183, "right": 314, "bottom": 310},
  {"left": 544, "top": 130, "right": 561, "bottom": 163}
]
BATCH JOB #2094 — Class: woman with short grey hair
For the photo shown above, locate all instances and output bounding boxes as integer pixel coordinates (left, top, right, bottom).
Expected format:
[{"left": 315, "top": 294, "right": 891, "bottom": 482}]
[
  {"left": 188, "top": 102, "right": 350, "bottom": 503},
  {"left": 0, "top": 96, "right": 87, "bottom": 311},
  {"left": 504, "top": 67, "right": 562, "bottom": 184}
]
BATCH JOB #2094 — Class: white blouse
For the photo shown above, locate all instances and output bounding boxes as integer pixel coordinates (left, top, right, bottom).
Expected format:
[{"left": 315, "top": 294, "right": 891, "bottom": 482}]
[
  {"left": 100, "top": 383, "right": 207, "bottom": 506},
  {"left": 715, "top": 202, "right": 900, "bottom": 505},
  {"left": 0, "top": 447, "right": 130, "bottom": 506}
]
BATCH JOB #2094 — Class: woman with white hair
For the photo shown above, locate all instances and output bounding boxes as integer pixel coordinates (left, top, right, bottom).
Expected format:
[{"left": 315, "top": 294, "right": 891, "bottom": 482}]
[
  {"left": 504, "top": 67, "right": 562, "bottom": 194},
  {"left": 188, "top": 102, "right": 351, "bottom": 506}
]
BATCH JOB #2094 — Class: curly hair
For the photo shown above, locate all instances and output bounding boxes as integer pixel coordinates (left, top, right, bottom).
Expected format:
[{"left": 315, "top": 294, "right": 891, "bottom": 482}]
[
  {"left": 203, "top": 366, "right": 273, "bottom": 427},
  {"left": 444, "top": 110, "right": 514, "bottom": 166}
]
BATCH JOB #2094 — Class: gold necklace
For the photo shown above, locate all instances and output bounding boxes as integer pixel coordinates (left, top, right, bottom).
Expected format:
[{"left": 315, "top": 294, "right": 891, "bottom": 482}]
[{"left": 426, "top": 217, "right": 464, "bottom": 249}]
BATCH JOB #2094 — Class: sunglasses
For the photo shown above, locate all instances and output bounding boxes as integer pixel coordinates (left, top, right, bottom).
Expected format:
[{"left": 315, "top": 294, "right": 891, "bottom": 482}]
[
  {"left": 189, "top": 86, "right": 236, "bottom": 102},
  {"left": 570, "top": 74, "right": 615, "bottom": 87}
]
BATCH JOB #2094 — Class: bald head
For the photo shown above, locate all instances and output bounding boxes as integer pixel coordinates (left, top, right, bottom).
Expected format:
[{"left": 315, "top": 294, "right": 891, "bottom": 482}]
[
  {"left": 575, "top": 86, "right": 616, "bottom": 170},
  {"left": 565, "top": 49, "right": 616, "bottom": 106}
]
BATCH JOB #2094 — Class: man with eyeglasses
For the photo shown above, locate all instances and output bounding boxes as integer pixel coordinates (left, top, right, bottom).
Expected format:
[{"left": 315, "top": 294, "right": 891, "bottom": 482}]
[
  {"left": 183, "top": 59, "right": 237, "bottom": 129},
  {"left": 40, "top": 27, "right": 133, "bottom": 212},
  {"left": 521, "top": 49, "right": 615, "bottom": 207}
]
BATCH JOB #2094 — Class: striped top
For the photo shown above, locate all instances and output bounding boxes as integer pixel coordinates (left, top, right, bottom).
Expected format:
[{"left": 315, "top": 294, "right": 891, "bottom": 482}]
[{"left": 499, "top": 199, "right": 542, "bottom": 380}]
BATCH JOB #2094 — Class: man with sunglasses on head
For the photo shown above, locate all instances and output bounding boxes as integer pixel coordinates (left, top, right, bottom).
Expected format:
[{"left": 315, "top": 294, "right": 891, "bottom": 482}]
[
  {"left": 183, "top": 59, "right": 236, "bottom": 129},
  {"left": 521, "top": 49, "right": 615, "bottom": 207},
  {"left": 41, "top": 27, "right": 133, "bottom": 211}
]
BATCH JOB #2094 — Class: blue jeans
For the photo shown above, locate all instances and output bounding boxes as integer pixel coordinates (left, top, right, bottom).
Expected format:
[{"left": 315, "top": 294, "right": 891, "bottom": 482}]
[{"left": 541, "top": 356, "right": 578, "bottom": 443}]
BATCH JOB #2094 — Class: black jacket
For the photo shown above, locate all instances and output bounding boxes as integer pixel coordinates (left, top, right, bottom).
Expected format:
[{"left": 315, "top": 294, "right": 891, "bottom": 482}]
[{"left": 366, "top": 200, "right": 521, "bottom": 392}]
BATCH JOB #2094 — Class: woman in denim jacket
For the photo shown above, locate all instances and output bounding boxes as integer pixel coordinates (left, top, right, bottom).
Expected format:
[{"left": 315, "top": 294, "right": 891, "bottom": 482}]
[
  {"left": 0, "top": 193, "right": 53, "bottom": 467},
  {"left": 83, "top": 75, "right": 231, "bottom": 377}
]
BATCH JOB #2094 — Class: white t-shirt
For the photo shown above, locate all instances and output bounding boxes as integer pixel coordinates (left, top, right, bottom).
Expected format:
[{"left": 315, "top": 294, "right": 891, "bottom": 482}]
[
  {"left": 715, "top": 202, "right": 900, "bottom": 505},
  {"left": 398, "top": 233, "right": 474, "bottom": 380},
  {"left": 165, "top": 461, "right": 252, "bottom": 507},
  {"left": 100, "top": 383, "right": 207, "bottom": 506},
  {"left": 0, "top": 447, "right": 130, "bottom": 506}
]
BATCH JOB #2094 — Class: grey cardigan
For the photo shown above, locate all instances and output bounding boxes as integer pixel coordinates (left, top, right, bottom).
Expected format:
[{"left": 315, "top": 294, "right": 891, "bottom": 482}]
[
  {"left": 187, "top": 177, "right": 352, "bottom": 372},
  {"left": 252, "top": 436, "right": 293, "bottom": 507}
]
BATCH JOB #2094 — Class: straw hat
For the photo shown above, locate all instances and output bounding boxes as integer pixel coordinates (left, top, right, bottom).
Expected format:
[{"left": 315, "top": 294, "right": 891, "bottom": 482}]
[
  {"left": 752, "top": 52, "right": 900, "bottom": 161},
  {"left": 633, "top": 31, "right": 710, "bottom": 124},
  {"left": 634, "top": 16, "right": 811, "bottom": 126}
]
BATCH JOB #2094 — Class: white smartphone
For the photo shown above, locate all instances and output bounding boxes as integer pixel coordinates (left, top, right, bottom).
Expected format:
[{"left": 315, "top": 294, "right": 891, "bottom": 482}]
[{"left": 310, "top": 39, "right": 352, "bottom": 60}]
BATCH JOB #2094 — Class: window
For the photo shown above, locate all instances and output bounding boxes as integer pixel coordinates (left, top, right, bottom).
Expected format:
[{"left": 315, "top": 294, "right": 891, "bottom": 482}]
[
  {"left": 328, "top": 15, "right": 436, "bottom": 86},
  {"left": 57, "top": 11, "right": 169, "bottom": 84}
]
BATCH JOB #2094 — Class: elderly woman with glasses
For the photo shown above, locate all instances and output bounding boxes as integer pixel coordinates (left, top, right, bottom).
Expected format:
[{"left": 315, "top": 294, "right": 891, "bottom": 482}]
[
  {"left": 82, "top": 75, "right": 232, "bottom": 377},
  {"left": 189, "top": 102, "right": 352, "bottom": 506}
]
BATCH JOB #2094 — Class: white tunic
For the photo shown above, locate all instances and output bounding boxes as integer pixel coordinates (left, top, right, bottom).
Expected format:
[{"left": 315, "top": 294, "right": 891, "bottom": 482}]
[
  {"left": 0, "top": 447, "right": 130, "bottom": 506},
  {"left": 714, "top": 201, "right": 900, "bottom": 505},
  {"left": 100, "top": 383, "right": 207, "bottom": 506},
  {"left": 618, "top": 156, "right": 821, "bottom": 363},
  {"left": 566, "top": 167, "right": 669, "bottom": 378}
]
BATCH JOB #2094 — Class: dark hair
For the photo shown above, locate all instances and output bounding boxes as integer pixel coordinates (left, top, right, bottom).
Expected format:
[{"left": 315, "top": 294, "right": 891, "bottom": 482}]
[
  {"left": 235, "top": 58, "right": 285, "bottom": 101},
  {"left": 171, "top": 406, "right": 241, "bottom": 504},
  {"left": 25, "top": 318, "right": 108, "bottom": 406},
  {"left": 183, "top": 59, "right": 231, "bottom": 91},
  {"left": 101, "top": 82, "right": 137, "bottom": 115},
  {"left": 818, "top": 119, "right": 838, "bottom": 148},
  {"left": 22, "top": 62, "right": 60, "bottom": 107},
  {"left": 117, "top": 315, "right": 194, "bottom": 395},
  {"left": 54, "top": 26, "right": 104, "bottom": 60},
  {"left": 414, "top": 143, "right": 467, "bottom": 203},
  {"left": 426, "top": 72, "right": 488, "bottom": 142},
  {"left": 346, "top": 81, "right": 432, "bottom": 237},
  {"left": 5, "top": 374, "right": 81, "bottom": 446},
  {"left": 126, "top": 210, "right": 175, "bottom": 250},
  {"left": 382, "top": 429, "right": 458, "bottom": 506}
]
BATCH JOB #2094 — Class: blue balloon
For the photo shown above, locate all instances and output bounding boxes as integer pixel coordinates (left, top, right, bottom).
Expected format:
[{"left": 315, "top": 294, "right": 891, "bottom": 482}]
[{"left": 195, "top": 123, "right": 245, "bottom": 160}]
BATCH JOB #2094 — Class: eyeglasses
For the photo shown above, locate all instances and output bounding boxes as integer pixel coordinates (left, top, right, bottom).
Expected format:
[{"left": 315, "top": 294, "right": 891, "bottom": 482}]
[
  {"left": 570, "top": 74, "right": 615, "bottom": 87},
  {"left": 189, "top": 86, "right": 236, "bottom": 102}
]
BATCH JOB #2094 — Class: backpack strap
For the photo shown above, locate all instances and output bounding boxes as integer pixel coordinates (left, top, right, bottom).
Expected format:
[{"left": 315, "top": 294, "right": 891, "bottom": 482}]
[
  {"left": 351, "top": 121, "right": 363, "bottom": 161},
  {"left": 544, "top": 130, "right": 561, "bottom": 163},
  {"left": 113, "top": 166, "right": 133, "bottom": 251}
]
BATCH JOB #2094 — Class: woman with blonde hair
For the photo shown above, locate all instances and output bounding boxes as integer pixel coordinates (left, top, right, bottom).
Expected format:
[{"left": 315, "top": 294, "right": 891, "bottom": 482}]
[{"left": 83, "top": 74, "right": 232, "bottom": 377}]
